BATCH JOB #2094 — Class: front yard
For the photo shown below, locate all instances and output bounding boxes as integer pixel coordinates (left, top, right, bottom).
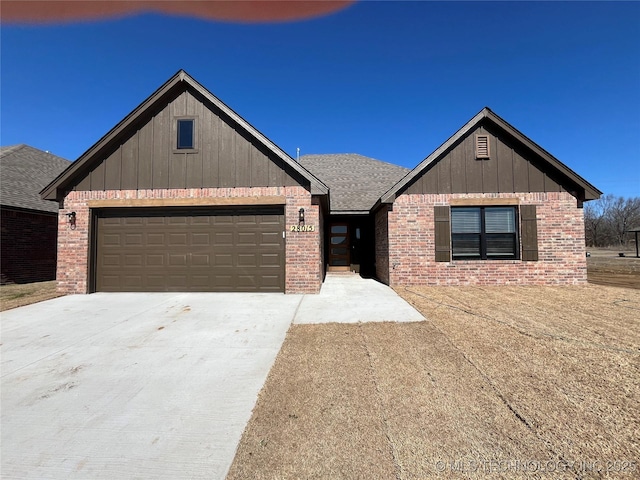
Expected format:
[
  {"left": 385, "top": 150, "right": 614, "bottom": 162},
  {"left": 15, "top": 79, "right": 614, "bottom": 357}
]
[{"left": 228, "top": 285, "right": 639, "bottom": 479}]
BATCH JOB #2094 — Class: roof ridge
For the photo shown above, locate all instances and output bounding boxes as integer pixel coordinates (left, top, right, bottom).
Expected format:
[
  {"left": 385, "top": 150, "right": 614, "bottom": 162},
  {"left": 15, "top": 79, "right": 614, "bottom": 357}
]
[{"left": 0, "top": 144, "right": 27, "bottom": 159}]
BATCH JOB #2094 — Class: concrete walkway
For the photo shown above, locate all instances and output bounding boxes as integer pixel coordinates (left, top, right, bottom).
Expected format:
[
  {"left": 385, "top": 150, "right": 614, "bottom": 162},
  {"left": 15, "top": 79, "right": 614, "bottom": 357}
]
[
  {"left": 1, "top": 277, "right": 422, "bottom": 479},
  {"left": 293, "top": 274, "right": 425, "bottom": 324}
]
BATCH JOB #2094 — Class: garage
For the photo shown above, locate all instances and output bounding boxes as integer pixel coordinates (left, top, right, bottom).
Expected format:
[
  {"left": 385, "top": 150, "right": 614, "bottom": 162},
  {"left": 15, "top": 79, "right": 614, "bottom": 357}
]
[{"left": 93, "top": 207, "right": 285, "bottom": 292}]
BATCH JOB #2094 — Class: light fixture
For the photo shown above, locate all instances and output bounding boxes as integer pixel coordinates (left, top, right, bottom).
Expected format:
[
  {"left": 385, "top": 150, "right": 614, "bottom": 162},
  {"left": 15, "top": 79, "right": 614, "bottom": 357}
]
[
  {"left": 66, "top": 211, "right": 76, "bottom": 229},
  {"left": 298, "top": 207, "right": 305, "bottom": 225}
]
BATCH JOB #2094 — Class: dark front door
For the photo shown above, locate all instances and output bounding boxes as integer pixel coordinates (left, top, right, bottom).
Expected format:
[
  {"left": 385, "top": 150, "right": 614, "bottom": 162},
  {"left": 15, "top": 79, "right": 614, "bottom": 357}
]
[{"left": 328, "top": 223, "right": 350, "bottom": 270}]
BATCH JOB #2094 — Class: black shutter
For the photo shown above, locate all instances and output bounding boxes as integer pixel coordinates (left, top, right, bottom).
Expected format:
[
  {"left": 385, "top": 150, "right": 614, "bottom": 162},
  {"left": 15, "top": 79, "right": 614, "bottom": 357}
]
[
  {"left": 434, "top": 206, "right": 451, "bottom": 262},
  {"left": 520, "top": 205, "right": 538, "bottom": 261}
]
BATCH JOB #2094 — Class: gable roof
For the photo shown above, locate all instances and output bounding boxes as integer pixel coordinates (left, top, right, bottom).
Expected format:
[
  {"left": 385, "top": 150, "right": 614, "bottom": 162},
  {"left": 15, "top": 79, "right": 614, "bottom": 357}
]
[
  {"left": 380, "top": 107, "right": 602, "bottom": 204},
  {"left": 299, "top": 153, "right": 410, "bottom": 213},
  {"left": 1, "top": 144, "right": 71, "bottom": 213},
  {"left": 41, "top": 70, "right": 328, "bottom": 201}
]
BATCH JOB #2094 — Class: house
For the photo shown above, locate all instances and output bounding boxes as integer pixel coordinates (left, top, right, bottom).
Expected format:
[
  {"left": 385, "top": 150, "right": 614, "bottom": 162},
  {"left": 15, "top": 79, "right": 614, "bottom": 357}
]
[
  {"left": 1, "top": 144, "right": 71, "bottom": 284},
  {"left": 41, "top": 70, "right": 600, "bottom": 294}
]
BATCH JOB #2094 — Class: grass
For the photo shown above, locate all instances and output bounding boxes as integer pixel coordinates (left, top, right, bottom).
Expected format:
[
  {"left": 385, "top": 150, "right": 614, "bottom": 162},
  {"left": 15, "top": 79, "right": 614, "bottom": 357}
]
[
  {"left": 587, "top": 247, "right": 640, "bottom": 289},
  {"left": 227, "top": 284, "right": 640, "bottom": 479},
  {"left": 0, "top": 281, "right": 62, "bottom": 311}
]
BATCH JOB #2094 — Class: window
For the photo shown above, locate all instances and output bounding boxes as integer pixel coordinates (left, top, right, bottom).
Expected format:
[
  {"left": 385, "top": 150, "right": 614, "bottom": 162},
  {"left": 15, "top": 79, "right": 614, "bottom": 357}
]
[
  {"left": 176, "top": 118, "right": 195, "bottom": 149},
  {"left": 451, "top": 206, "right": 518, "bottom": 260}
]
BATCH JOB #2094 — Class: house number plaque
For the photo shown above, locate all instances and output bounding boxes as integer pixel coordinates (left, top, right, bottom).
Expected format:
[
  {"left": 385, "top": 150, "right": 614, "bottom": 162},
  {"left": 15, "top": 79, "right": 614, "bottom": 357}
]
[{"left": 290, "top": 225, "right": 316, "bottom": 232}]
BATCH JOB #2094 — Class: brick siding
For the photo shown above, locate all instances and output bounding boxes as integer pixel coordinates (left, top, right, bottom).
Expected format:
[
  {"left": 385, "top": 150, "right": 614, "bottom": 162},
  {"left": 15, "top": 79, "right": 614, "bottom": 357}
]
[
  {"left": 378, "top": 192, "right": 587, "bottom": 286},
  {"left": 57, "top": 186, "right": 321, "bottom": 294},
  {"left": 1, "top": 208, "right": 59, "bottom": 284}
]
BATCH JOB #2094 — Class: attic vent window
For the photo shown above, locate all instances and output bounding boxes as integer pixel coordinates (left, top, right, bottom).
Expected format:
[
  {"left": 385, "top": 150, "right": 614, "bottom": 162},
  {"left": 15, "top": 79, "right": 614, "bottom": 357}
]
[
  {"left": 475, "top": 134, "right": 490, "bottom": 159},
  {"left": 177, "top": 119, "right": 195, "bottom": 149}
]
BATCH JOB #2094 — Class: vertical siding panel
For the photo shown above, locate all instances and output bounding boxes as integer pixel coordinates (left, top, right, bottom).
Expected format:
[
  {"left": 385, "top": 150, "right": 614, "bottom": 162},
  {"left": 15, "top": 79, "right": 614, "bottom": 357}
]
[
  {"left": 528, "top": 159, "right": 545, "bottom": 192},
  {"left": 450, "top": 140, "right": 466, "bottom": 193},
  {"left": 169, "top": 154, "right": 186, "bottom": 189},
  {"left": 512, "top": 151, "right": 529, "bottom": 192},
  {"left": 185, "top": 93, "right": 203, "bottom": 188},
  {"left": 235, "top": 131, "right": 251, "bottom": 186},
  {"left": 152, "top": 107, "right": 169, "bottom": 189},
  {"left": 481, "top": 130, "right": 499, "bottom": 193},
  {"left": 268, "top": 155, "right": 282, "bottom": 186},
  {"left": 186, "top": 90, "right": 197, "bottom": 115},
  {"left": 437, "top": 153, "right": 452, "bottom": 194},
  {"left": 206, "top": 110, "right": 220, "bottom": 188},
  {"left": 465, "top": 133, "right": 483, "bottom": 193},
  {"left": 200, "top": 102, "right": 215, "bottom": 188},
  {"left": 104, "top": 146, "right": 122, "bottom": 190},
  {"left": 91, "top": 159, "right": 105, "bottom": 190},
  {"left": 218, "top": 119, "right": 235, "bottom": 187},
  {"left": 422, "top": 165, "right": 438, "bottom": 193},
  {"left": 185, "top": 98, "right": 204, "bottom": 188},
  {"left": 496, "top": 136, "right": 514, "bottom": 193},
  {"left": 169, "top": 95, "right": 186, "bottom": 189},
  {"left": 544, "top": 174, "right": 561, "bottom": 192},
  {"left": 251, "top": 148, "right": 269, "bottom": 187},
  {"left": 75, "top": 174, "right": 91, "bottom": 191},
  {"left": 137, "top": 120, "right": 153, "bottom": 189},
  {"left": 120, "top": 131, "right": 138, "bottom": 190}
]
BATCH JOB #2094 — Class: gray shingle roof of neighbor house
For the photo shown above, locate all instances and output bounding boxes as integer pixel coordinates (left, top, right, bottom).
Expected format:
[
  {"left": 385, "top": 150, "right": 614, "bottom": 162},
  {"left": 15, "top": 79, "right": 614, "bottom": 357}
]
[
  {"left": 379, "top": 107, "right": 603, "bottom": 204},
  {"left": 1, "top": 144, "right": 71, "bottom": 213},
  {"left": 41, "top": 69, "right": 329, "bottom": 201},
  {"left": 299, "top": 153, "right": 411, "bottom": 213}
]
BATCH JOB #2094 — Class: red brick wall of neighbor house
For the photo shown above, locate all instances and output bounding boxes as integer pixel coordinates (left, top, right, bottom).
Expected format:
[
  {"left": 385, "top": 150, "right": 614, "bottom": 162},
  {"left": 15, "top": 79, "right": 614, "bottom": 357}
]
[
  {"left": 56, "top": 186, "right": 322, "bottom": 294},
  {"left": 384, "top": 192, "right": 586, "bottom": 286},
  {"left": 1, "top": 209, "right": 59, "bottom": 284}
]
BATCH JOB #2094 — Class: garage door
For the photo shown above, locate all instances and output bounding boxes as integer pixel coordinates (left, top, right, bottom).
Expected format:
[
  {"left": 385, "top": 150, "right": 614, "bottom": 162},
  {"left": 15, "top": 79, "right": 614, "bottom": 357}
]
[{"left": 94, "top": 207, "right": 284, "bottom": 292}]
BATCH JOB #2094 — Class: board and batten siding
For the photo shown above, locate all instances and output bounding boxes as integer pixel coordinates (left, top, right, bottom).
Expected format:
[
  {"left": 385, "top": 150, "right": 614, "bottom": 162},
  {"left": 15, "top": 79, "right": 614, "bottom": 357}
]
[
  {"left": 74, "top": 88, "right": 302, "bottom": 192},
  {"left": 404, "top": 124, "right": 570, "bottom": 196}
]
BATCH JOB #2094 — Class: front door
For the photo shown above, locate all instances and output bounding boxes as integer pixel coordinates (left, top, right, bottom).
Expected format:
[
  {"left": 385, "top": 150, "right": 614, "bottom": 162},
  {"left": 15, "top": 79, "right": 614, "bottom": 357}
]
[{"left": 328, "top": 223, "right": 350, "bottom": 271}]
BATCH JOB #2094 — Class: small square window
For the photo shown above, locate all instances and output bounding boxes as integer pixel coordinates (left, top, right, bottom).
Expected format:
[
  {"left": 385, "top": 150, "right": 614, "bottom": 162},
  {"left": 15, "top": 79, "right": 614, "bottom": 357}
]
[{"left": 177, "top": 119, "right": 195, "bottom": 149}]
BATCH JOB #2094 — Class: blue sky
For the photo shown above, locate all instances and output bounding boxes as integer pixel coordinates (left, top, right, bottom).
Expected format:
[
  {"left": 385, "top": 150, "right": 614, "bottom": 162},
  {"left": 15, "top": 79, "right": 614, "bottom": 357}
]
[{"left": 1, "top": 1, "right": 639, "bottom": 198}]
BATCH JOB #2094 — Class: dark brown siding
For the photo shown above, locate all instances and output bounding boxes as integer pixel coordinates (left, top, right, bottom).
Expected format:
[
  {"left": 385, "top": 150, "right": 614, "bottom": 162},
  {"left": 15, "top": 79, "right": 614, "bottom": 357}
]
[
  {"left": 75, "top": 88, "right": 303, "bottom": 192},
  {"left": 405, "top": 124, "right": 568, "bottom": 196}
]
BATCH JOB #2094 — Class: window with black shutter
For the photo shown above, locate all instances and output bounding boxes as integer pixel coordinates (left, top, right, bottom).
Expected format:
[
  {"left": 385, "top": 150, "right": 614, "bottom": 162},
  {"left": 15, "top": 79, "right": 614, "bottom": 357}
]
[{"left": 451, "top": 206, "right": 519, "bottom": 260}]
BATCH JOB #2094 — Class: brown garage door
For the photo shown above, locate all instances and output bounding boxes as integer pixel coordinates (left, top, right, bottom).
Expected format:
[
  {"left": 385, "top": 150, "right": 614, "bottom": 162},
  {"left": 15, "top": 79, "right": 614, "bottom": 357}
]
[{"left": 94, "top": 207, "right": 284, "bottom": 292}]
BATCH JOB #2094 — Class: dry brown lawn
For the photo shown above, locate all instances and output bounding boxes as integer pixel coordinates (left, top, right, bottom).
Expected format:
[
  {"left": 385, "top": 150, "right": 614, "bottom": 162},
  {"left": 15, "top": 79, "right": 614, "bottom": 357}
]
[
  {"left": 0, "top": 281, "right": 62, "bottom": 311},
  {"left": 228, "top": 285, "right": 640, "bottom": 479},
  {"left": 587, "top": 248, "right": 640, "bottom": 289}
]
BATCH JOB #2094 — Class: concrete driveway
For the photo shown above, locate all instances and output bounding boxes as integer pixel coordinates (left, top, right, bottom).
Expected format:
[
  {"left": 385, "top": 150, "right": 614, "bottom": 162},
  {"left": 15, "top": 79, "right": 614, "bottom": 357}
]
[
  {"left": 1, "top": 293, "right": 300, "bottom": 480},
  {"left": 1, "top": 276, "right": 423, "bottom": 479}
]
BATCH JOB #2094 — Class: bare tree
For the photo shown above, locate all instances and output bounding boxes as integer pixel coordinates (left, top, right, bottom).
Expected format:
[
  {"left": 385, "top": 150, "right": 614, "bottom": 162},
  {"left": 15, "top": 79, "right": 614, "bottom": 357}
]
[
  {"left": 609, "top": 196, "right": 640, "bottom": 246},
  {"left": 584, "top": 194, "right": 614, "bottom": 247}
]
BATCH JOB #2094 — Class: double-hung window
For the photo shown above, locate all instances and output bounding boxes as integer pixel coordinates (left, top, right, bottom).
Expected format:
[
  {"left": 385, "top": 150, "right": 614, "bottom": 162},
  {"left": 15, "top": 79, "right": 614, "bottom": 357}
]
[{"left": 451, "top": 206, "right": 518, "bottom": 260}]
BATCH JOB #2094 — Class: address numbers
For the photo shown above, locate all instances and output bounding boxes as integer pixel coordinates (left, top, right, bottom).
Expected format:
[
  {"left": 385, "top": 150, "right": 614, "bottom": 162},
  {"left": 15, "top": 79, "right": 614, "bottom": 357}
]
[{"left": 290, "top": 225, "right": 316, "bottom": 232}]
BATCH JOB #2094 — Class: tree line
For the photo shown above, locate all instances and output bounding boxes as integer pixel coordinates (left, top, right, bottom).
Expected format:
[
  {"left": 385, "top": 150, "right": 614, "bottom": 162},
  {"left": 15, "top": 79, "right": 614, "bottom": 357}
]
[{"left": 584, "top": 195, "right": 640, "bottom": 247}]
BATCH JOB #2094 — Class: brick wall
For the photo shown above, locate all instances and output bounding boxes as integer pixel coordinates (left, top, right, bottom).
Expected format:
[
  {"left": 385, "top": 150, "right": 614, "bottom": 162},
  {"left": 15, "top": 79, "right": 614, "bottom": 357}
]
[
  {"left": 1, "top": 208, "right": 59, "bottom": 284},
  {"left": 57, "top": 186, "right": 321, "bottom": 294},
  {"left": 385, "top": 192, "right": 587, "bottom": 286}
]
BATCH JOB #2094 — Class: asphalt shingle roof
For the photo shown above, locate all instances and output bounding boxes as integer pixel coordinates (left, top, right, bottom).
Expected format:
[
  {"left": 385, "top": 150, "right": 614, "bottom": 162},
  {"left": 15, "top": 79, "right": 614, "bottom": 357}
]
[
  {"left": 299, "top": 153, "right": 410, "bottom": 212},
  {"left": 0, "top": 144, "right": 71, "bottom": 213}
]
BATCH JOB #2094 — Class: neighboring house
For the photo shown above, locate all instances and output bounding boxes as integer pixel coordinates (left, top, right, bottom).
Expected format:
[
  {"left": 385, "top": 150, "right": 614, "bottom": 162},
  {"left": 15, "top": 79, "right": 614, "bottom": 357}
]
[
  {"left": 42, "top": 70, "right": 601, "bottom": 294},
  {"left": 1, "top": 144, "right": 71, "bottom": 284}
]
